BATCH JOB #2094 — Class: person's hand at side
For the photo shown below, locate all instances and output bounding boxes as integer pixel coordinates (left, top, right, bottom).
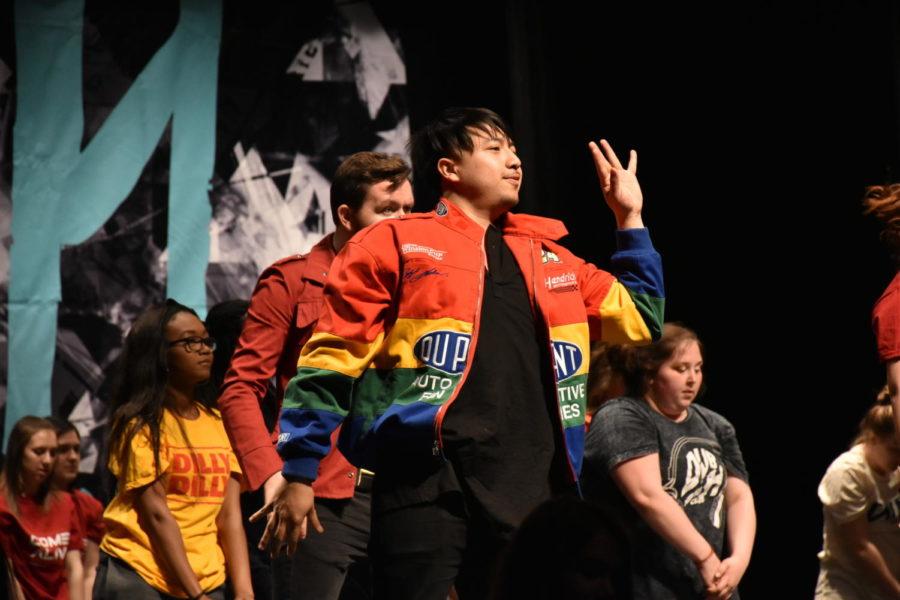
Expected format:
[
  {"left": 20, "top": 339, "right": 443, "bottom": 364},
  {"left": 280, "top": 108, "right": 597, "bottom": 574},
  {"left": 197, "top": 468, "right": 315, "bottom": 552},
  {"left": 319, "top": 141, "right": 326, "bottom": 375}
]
[{"left": 250, "top": 480, "right": 323, "bottom": 557}]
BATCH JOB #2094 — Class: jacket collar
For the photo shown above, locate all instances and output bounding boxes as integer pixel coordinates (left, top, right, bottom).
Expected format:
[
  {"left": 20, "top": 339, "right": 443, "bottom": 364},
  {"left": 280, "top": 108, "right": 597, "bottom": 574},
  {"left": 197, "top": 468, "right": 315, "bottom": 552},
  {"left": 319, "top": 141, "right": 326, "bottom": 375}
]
[
  {"left": 302, "top": 233, "right": 337, "bottom": 285},
  {"left": 499, "top": 211, "right": 568, "bottom": 241},
  {"left": 432, "top": 199, "right": 568, "bottom": 242}
]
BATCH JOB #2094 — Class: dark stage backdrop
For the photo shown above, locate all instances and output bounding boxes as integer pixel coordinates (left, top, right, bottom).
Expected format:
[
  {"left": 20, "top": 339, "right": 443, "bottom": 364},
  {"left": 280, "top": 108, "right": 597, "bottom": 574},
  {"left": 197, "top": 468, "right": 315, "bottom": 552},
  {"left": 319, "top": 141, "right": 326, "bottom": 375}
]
[
  {"left": 0, "top": 0, "right": 409, "bottom": 479},
  {"left": 2, "top": 0, "right": 900, "bottom": 594},
  {"left": 396, "top": 1, "right": 898, "bottom": 596}
]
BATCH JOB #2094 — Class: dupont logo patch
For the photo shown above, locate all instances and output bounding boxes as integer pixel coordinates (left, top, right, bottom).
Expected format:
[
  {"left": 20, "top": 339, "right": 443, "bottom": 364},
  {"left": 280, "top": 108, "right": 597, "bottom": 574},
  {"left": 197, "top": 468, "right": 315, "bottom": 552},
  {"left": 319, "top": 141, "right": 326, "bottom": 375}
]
[
  {"left": 401, "top": 243, "right": 446, "bottom": 261},
  {"left": 414, "top": 330, "right": 470, "bottom": 374},
  {"left": 541, "top": 249, "right": 560, "bottom": 264},
  {"left": 545, "top": 271, "right": 577, "bottom": 291},
  {"left": 436, "top": 201, "right": 448, "bottom": 216},
  {"left": 552, "top": 341, "right": 583, "bottom": 381}
]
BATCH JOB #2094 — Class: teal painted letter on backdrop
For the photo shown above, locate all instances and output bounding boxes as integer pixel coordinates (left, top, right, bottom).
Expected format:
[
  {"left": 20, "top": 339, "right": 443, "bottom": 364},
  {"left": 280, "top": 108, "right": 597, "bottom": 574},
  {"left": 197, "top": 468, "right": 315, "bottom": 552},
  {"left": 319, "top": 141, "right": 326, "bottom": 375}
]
[{"left": 7, "top": 0, "right": 221, "bottom": 441}]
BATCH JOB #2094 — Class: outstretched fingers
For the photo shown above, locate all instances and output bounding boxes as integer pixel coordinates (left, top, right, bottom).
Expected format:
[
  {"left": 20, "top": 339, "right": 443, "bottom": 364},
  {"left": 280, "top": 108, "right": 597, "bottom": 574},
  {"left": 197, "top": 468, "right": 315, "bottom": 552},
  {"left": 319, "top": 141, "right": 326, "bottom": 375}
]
[
  {"left": 590, "top": 139, "right": 638, "bottom": 183},
  {"left": 599, "top": 139, "right": 624, "bottom": 170},
  {"left": 588, "top": 141, "right": 611, "bottom": 187},
  {"left": 248, "top": 499, "right": 274, "bottom": 523},
  {"left": 257, "top": 510, "right": 278, "bottom": 552}
]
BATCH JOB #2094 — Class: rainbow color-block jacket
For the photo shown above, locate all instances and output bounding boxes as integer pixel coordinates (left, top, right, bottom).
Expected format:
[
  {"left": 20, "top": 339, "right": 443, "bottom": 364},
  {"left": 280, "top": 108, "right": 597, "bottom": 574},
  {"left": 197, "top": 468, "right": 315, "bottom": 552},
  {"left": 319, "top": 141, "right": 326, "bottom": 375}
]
[{"left": 278, "top": 200, "right": 664, "bottom": 483}]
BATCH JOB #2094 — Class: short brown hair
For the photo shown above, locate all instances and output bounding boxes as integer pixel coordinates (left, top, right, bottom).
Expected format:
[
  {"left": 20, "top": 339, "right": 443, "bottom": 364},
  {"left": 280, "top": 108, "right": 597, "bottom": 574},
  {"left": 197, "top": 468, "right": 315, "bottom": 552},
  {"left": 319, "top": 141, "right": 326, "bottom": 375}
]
[
  {"left": 608, "top": 323, "right": 702, "bottom": 397},
  {"left": 330, "top": 152, "right": 411, "bottom": 225}
]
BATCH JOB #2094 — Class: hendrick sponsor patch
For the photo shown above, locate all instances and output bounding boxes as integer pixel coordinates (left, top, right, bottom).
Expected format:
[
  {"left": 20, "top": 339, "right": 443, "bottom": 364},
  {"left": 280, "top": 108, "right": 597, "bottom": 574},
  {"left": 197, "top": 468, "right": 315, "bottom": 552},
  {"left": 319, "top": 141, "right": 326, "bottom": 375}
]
[
  {"left": 414, "top": 330, "right": 470, "bottom": 374},
  {"left": 545, "top": 271, "right": 577, "bottom": 292},
  {"left": 401, "top": 243, "right": 446, "bottom": 261}
]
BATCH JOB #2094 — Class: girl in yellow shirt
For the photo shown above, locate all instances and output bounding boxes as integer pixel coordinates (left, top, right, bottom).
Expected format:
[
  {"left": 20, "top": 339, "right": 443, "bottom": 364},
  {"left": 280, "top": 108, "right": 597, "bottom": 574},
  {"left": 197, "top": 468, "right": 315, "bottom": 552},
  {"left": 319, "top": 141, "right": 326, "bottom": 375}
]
[{"left": 96, "top": 300, "right": 252, "bottom": 600}]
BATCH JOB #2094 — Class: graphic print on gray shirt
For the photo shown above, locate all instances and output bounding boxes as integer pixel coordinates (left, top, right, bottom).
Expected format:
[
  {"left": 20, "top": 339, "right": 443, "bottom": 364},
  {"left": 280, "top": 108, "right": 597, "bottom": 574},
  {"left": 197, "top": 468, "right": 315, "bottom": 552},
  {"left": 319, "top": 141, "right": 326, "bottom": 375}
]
[{"left": 581, "top": 396, "right": 749, "bottom": 600}]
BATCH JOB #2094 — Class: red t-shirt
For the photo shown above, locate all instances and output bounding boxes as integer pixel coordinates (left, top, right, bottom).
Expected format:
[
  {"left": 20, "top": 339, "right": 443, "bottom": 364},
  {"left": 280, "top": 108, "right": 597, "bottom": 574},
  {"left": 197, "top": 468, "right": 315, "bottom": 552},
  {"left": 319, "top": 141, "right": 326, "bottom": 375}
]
[
  {"left": 71, "top": 489, "right": 105, "bottom": 544},
  {"left": 873, "top": 272, "right": 900, "bottom": 362},
  {"left": 0, "top": 491, "right": 84, "bottom": 600}
]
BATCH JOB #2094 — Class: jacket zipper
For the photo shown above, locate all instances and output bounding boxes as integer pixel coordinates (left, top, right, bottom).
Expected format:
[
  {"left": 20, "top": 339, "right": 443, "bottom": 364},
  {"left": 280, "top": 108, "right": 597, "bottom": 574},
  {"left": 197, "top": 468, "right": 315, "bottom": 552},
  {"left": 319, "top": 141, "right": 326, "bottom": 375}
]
[{"left": 432, "top": 231, "right": 488, "bottom": 458}]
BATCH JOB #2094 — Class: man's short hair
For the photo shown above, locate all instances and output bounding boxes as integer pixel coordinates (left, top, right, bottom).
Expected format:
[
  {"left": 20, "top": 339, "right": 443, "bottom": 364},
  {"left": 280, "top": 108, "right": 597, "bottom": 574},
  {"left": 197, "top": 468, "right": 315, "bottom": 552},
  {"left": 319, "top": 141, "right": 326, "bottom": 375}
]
[
  {"left": 409, "top": 107, "right": 513, "bottom": 207},
  {"left": 330, "top": 152, "right": 411, "bottom": 224}
]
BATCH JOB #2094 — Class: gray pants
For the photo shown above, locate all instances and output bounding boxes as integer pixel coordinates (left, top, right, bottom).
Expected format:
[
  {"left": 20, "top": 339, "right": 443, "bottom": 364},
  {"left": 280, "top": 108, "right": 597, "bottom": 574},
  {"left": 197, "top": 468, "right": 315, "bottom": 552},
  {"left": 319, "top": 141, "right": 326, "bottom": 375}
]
[{"left": 93, "top": 552, "right": 225, "bottom": 600}]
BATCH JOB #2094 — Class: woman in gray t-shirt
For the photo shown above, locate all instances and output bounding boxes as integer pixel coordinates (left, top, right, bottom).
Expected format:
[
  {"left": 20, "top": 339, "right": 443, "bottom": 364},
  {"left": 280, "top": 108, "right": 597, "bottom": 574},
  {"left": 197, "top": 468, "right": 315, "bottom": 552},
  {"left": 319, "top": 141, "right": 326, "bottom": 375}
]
[{"left": 581, "top": 324, "right": 756, "bottom": 599}]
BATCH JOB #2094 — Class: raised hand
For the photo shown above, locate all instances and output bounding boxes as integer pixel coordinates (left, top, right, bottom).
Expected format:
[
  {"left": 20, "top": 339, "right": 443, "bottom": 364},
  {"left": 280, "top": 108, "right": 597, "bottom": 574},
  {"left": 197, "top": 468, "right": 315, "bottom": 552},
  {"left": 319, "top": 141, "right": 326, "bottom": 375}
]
[{"left": 588, "top": 139, "right": 644, "bottom": 229}]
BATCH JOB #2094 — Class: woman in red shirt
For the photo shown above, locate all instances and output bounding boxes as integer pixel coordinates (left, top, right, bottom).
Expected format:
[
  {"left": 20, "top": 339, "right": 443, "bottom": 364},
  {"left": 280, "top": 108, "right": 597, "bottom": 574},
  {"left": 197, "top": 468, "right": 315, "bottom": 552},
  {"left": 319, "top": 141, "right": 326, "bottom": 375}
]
[
  {"left": 0, "top": 416, "right": 84, "bottom": 600},
  {"left": 865, "top": 184, "right": 900, "bottom": 436}
]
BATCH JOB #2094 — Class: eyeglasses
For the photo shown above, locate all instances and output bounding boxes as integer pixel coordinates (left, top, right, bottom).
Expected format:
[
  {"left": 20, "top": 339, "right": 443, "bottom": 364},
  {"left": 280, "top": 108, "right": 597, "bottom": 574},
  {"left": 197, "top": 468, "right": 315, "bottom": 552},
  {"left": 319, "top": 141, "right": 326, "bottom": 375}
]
[{"left": 167, "top": 336, "right": 217, "bottom": 353}]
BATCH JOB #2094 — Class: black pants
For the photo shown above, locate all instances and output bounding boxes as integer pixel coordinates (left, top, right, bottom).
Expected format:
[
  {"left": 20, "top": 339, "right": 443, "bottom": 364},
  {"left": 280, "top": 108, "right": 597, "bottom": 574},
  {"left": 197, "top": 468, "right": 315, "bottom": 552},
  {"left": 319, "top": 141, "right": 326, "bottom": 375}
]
[
  {"left": 93, "top": 552, "right": 225, "bottom": 600},
  {"left": 272, "top": 487, "right": 372, "bottom": 600},
  {"left": 370, "top": 492, "right": 510, "bottom": 600}
]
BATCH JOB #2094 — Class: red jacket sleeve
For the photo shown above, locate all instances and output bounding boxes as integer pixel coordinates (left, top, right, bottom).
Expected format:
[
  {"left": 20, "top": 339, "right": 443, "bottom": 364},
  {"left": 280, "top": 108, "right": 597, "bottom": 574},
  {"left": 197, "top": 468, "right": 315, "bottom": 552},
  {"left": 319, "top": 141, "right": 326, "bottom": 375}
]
[
  {"left": 218, "top": 265, "right": 296, "bottom": 490},
  {"left": 72, "top": 491, "right": 105, "bottom": 543},
  {"left": 65, "top": 494, "right": 84, "bottom": 553}
]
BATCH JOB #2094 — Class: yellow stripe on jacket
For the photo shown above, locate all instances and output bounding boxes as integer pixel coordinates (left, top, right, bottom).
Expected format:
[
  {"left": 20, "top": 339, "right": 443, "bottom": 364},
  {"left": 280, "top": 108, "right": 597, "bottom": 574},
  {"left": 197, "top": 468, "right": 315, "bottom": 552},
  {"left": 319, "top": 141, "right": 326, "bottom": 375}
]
[
  {"left": 370, "top": 317, "right": 474, "bottom": 370},
  {"left": 598, "top": 281, "right": 652, "bottom": 345},
  {"left": 298, "top": 331, "right": 385, "bottom": 377}
]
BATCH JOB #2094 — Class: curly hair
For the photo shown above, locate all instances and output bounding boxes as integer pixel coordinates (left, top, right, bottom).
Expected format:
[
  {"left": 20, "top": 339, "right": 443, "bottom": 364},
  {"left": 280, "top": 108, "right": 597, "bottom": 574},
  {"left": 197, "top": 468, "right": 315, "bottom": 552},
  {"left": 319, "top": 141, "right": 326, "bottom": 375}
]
[{"left": 863, "top": 184, "right": 900, "bottom": 261}]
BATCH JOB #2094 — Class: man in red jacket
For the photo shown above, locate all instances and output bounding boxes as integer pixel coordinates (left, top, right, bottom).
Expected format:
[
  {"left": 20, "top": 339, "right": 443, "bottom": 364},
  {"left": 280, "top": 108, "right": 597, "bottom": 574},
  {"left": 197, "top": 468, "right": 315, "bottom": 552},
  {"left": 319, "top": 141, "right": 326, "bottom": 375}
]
[
  {"left": 261, "top": 108, "right": 665, "bottom": 600},
  {"left": 218, "top": 151, "right": 414, "bottom": 600}
]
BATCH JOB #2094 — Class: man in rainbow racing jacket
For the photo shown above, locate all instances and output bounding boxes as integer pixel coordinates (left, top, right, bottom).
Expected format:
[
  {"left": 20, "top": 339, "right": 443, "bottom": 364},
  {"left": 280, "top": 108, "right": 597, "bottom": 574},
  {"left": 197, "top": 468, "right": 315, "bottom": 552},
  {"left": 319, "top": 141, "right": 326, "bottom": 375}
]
[{"left": 259, "top": 107, "right": 665, "bottom": 600}]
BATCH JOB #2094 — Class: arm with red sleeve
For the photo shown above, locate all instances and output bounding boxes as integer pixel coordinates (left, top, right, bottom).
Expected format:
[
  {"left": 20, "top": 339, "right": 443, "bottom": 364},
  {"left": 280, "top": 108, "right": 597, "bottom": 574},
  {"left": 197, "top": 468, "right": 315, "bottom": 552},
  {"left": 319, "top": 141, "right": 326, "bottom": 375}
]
[
  {"left": 217, "top": 264, "right": 296, "bottom": 491},
  {"left": 278, "top": 226, "right": 398, "bottom": 482},
  {"left": 579, "top": 227, "right": 664, "bottom": 345}
]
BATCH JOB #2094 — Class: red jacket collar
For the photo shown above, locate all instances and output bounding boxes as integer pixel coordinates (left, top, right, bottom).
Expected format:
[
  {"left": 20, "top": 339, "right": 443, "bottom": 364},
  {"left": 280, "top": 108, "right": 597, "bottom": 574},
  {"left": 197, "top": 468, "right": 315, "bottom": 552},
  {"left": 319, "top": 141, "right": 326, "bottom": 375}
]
[
  {"left": 432, "top": 199, "right": 568, "bottom": 242},
  {"left": 302, "top": 233, "right": 337, "bottom": 284}
]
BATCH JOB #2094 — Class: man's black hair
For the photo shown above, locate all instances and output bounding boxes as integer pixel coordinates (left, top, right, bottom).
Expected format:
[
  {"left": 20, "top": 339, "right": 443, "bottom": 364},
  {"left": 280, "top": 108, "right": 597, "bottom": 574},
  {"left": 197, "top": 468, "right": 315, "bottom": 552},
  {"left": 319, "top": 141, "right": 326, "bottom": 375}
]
[{"left": 409, "top": 107, "right": 513, "bottom": 206}]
